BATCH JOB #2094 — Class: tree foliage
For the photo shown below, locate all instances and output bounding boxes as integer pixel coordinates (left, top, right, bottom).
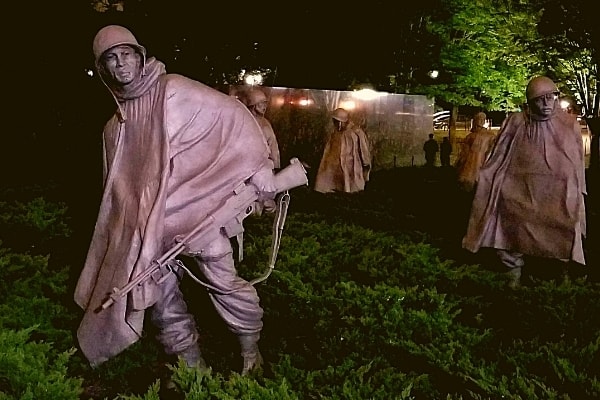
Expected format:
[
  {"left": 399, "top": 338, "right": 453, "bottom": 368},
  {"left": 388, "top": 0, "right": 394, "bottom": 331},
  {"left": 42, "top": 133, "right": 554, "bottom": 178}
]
[
  {"left": 536, "top": 0, "right": 600, "bottom": 117},
  {"left": 419, "top": 0, "right": 542, "bottom": 112},
  {"left": 534, "top": 0, "right": 600, "bottom": 168}
]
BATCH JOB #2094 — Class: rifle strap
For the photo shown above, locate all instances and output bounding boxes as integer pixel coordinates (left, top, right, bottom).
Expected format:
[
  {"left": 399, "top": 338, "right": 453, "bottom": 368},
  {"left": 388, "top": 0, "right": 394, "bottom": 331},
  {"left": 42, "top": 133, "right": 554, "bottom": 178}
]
[
  {"left": 177, "top": 191, "right": 290, "bottom": 294},
  {"left": 236, "top": 232, "right": 244, "bottom": 262},
  {"left": 249, "top": 190, "right": 290, "bottom": 286}
]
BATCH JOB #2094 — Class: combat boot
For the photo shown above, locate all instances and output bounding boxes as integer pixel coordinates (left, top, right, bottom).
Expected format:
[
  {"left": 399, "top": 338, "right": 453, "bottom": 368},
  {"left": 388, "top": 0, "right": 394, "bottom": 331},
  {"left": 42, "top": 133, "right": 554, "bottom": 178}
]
[
  {"left": 178, "top": 342, "right": 208, "bottom": 371},
  {"left": 163, "top": 343, "right": 209, "bottom": 392},
  {"left": 497, "top": 250, "right": 524, "bottom": 289},
  {"left": 239, "top": 334, "right": 263, "bottom": 376}
]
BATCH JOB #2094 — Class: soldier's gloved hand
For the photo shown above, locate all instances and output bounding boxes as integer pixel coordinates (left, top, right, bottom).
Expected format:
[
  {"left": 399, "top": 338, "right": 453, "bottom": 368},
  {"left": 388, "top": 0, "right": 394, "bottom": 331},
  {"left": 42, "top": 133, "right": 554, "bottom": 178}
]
[{"left": 250, "top": 167, "right": 277, "bottom": 196}]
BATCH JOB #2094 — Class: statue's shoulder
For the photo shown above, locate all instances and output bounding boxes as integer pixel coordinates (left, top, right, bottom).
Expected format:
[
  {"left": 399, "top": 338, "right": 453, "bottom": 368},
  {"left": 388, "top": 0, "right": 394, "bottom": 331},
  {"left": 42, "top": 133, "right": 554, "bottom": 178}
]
[
  {"left": 162, "top": 74, "right": 215, "bottom": 94},
  {"left": 505, "top": 111, "right": 526, "bottom": 124},
  {"left": 162, "top": 74, "right": 240, "bottom": 110},
  {"left": 554, "top": 110, "right": 579, "bottom": 131},
  {"left": 501, "top": 111, "right": 526, "bottom": 129}
]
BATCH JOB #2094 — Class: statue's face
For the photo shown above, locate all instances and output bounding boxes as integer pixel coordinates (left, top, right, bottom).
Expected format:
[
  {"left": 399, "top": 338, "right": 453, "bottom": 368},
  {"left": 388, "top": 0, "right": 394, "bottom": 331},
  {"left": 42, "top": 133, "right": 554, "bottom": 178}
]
[
  {"left": 101, "top": 45, "right": 141, "bottom": 86},
  {"left": 253, "top": 100, "right": 268, "bottom": 116},
  {"left": 333, "top": 119, "right": 347, "bottom": 132},
  {"left": 529, "top": 92, "right": 558, "bottom": 118}
]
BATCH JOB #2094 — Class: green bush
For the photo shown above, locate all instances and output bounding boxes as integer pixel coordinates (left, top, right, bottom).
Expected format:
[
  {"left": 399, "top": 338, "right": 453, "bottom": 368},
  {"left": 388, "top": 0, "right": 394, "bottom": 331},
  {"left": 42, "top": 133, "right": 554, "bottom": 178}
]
[
  {"left": 0, "top": 198, "right": 81, "bottom": 399},
  {"left": 0, "top": 327, "right": 82, "bottom": 400},
  {"left": 0, "top": 249, "right": 74, "bottom": 349},
  {"left": 238, "top": 210, "right": 600, "bottom": 399},
  {"left": 0, "top": 197, "right": 70, "bottom": 254},
  {"left": 1, "top": 177, "right": 599, "bottom": 399}
]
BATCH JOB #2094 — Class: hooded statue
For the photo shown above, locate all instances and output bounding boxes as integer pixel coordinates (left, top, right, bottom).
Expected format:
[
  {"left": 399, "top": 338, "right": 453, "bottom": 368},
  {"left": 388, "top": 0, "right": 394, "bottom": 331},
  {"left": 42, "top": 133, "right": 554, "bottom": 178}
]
[
  {"left": 455, "top": 112, "right": 496, "bottom": 192},
  {"left": 244, "top": 87, "right": 281, "bottom": 169},
  {"left": 75, "top": 25, "right": 274, "bottom": 369},
  {"left": 314, "top": 108, "right": 371, "bottom": 193},
  {"left": 463, "top": 76, "right": 586, "bottom": 278}
]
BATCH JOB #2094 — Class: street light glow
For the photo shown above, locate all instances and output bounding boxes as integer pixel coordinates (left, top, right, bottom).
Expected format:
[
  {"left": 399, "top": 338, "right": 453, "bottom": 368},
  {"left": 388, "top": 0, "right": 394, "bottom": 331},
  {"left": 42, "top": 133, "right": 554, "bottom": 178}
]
[
  {"left": 244, "top": 73, "right": 264, "bottom": 85},
  {"left": 339, "top": 100, "right": 356, "bottom": 110},
  {"left": 352, "top": 88, "right": 387, "bottom": 101}
]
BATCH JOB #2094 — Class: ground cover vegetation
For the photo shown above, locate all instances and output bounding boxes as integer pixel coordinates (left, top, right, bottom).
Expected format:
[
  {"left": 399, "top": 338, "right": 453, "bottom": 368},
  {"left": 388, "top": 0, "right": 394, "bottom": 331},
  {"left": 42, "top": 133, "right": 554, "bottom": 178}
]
[{"left": 0, "top": 168, "right": 598, "bottom": 399}]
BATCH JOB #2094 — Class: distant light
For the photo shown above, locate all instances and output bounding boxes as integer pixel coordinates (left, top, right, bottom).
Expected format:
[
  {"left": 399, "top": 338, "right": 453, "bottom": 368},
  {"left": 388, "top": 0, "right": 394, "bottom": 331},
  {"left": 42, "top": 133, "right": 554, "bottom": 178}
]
[
  {"left": 339, "top": 100, "right": 356, "bottom": 110},
  {"left": 86, "top": 69, "right": 94, "bottom": 77},
  {"left": 429, "top": 70, "right": 439, "bottom": 79},
  {"left": 244, "top": 73, "right": 263, "bottom": 85},
  {"left": 352, "top": 88, "right": 387, "bottom": 101},
  {"left": 298, "top": 98, "right": 313, "bottom": 106}
]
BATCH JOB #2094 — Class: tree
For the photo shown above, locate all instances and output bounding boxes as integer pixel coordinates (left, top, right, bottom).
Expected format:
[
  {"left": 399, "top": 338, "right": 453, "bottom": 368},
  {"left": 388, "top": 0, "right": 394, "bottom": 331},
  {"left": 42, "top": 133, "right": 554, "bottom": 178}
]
[
  {"left": 363, "top": 1, "right": 443, "bottom": 94},
  {"left": 536, "top": 0, "right": 600, "bottom": 170},
  {"left": 417, "top": 0, "right": 542, "bottom": 138}
]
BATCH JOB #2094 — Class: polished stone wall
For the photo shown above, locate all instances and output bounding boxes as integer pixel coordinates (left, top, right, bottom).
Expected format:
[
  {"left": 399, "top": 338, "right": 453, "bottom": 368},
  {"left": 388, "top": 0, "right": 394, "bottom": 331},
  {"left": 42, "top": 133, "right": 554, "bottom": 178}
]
[{"left": 229, "top": 85, "right": 435, "bottom": 174}]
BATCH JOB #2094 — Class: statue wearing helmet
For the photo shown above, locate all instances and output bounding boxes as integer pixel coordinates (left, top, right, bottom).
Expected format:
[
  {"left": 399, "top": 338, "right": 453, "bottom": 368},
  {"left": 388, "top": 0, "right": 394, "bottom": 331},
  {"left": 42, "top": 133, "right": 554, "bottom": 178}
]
[
  {"left": 455, "top": 111, "right": 496, "bottom": 192},
  {"left": 332, "top": 107, "right": 349, "bottom": 122},
  {"left": 526, "top": 76, "right": 559, "bottom": 101},
  {"left": 244, "top": 87, "right": 281, "bottom": 169},
  {"left": 314, "top": 108, "right": 372, "bottom": 193},
  {"left": 93, "top": 25, "right": 146, "bottom": 65},
  {"left": 92, "top": 25, "right": 147, "bottom": 91},
  {"left": 75, "top": 25, "right": 286, "bottom": 378},
  {"left": 463, "top": 76, "right": 587, "bottom": 288},
  {"left": 245, "top": 88, "right": 268, "bottom": 107}
]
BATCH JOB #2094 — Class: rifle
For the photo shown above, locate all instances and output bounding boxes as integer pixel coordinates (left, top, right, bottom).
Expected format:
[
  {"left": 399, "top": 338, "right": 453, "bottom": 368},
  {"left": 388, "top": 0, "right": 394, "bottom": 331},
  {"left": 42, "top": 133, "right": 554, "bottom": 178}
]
[{"left": 97, "top": 159, "right": 308, "bottom": 312}]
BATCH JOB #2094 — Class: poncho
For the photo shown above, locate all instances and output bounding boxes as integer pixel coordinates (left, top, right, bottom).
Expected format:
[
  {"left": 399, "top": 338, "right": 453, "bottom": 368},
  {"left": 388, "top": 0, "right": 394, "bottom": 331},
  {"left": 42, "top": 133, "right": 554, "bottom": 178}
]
[
  {"left": 314, "top": 122, "right": 371, "bottom": 193},
  {"left": 463, "top": 110, "right": 586, "bottom": 264},
  {"left": 74, "top": 58, "right": 271, "bottom": 366},
  {"left": 455, "top": 127, "right": 496, "bottom": 192}
]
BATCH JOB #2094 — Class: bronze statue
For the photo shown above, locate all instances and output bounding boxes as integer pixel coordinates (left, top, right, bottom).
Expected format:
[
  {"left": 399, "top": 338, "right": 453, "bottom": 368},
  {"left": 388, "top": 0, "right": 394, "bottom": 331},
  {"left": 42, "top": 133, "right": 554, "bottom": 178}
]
[
  {"left": 463, "top": 76, "right": 587, "bottom": 287},
  {"left": 244, "top": 87, "right": 281, "bottom": 169},
  {"left": 455, "top": 112, "right": 496, "bottom": 192},
  {"left": 314, "top": 108, "right": 371, "bottom": 193},
  {"left": 74, "top": 25, "right": 307, "bottom": 376}
]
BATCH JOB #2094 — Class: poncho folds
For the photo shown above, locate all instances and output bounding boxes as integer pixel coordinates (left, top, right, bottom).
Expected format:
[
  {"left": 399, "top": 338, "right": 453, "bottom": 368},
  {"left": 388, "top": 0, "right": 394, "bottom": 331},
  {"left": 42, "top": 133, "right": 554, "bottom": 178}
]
[
  {"left": 462, "top": 110, "right": 586, "bottom": 264},
  {"left": 74, "top": 58, "right": 271, "bottom": 366}
]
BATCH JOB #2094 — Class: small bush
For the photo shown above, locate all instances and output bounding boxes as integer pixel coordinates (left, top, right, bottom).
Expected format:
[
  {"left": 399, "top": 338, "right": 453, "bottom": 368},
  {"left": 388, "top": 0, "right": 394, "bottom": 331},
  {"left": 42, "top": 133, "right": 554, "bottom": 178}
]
[{"left": 0, "top": 327, "right": 82, "bottom": 400}]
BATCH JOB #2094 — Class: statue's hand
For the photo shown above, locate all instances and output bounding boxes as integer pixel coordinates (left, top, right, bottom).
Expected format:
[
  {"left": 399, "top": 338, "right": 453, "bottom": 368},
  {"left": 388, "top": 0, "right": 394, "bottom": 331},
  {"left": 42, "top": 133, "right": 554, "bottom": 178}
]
[{"left": 250, "top": 168, "right": 277, "bottom": 195}]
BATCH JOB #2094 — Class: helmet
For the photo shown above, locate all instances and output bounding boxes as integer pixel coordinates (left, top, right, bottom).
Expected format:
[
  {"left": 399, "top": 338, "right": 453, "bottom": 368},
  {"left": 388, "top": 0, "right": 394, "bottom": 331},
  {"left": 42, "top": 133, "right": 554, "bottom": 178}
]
[
  {"left": 473, "top": 112, "right": 487, "bottom": 128},
  {"left": 93, "top": 25, "right": 146, "bottom": 64},
  {"left": 526, "top": 76, "right": 558, "bottom": 100},
  {"left": 246, "top": 88, "right": 268, "bottom": 106},
  {"left": 332, "top": 108, "right": 349, "bottom": 122}
]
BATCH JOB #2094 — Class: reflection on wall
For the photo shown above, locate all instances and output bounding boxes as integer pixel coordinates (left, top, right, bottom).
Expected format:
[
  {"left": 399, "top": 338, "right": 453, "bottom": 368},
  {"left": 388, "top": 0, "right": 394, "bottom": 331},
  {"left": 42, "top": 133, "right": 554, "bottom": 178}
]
[{"left": 229, "top": 85, "right": 434, "bottom": 178}]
